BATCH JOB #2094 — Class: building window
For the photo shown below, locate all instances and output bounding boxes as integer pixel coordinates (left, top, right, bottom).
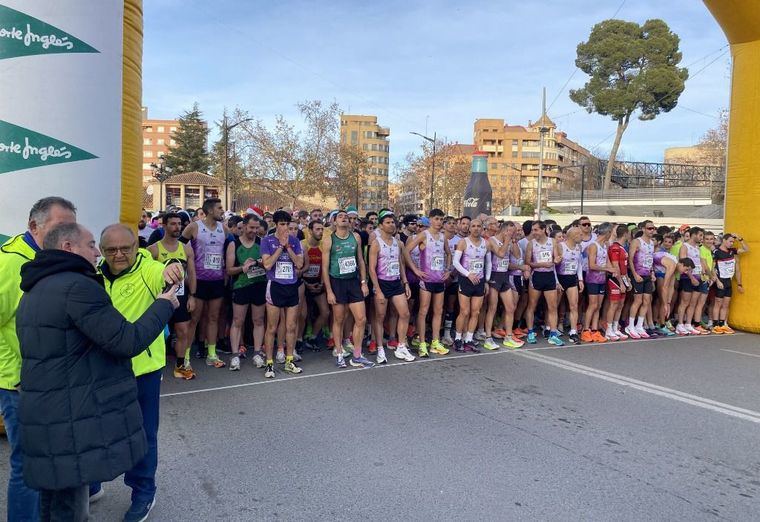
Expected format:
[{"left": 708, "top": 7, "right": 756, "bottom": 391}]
[
  {"left": 185, "top": 186, "right": 200, "bottom": 208},
  {"left": 204, "top": 188, "right": 219, "bottom": 200},
  {"left": 165, "top": 186, "right": 181, "bottom": 207},
  {"left": 143, "top": 138, "right": 151, "bottom": 145},
  {"left": 142, "top": 163, "right": 152, "bottom": 170},
  {"left": 157, "top": 126, "right": 165, "bottom": 133},
  {"left": 143, "top": 151, "right": 153, "bottom": 158},
  {"left": 157, "top": 139, "right": 165, "bottom": 145},
  {"left": 144, "top": 126, "right": 152, "bottom": 133},
  {"left": 351, "top": 131, "right": 358, "bottom": 145},
  {"left": 170, "top": 126, "right": 177, "bottom": 132},
  {"left": 170, "top": 139, "right": 176, "bottom": 146}
]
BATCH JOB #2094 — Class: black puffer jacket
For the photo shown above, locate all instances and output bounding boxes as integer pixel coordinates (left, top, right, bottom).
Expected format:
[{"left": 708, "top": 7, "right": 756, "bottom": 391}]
[{"left": 16, "top": 249, "right": 174, "bottom": 490}]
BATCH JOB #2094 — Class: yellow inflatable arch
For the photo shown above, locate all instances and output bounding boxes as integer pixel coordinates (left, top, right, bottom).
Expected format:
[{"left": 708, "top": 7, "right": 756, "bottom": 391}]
[{"left": 705, "top": 0, "right": 759, "bottom": 332}]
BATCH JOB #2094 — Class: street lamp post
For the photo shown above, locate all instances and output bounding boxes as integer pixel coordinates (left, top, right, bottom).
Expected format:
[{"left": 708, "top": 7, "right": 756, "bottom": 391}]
[
  {"left": 222, "top": 115, "right": 253, "bottom": 211},
  {"left": 410, "top": 131, "right": 436, "bottom": 213},
  {"left": 150, "top": 158, "right": 172, "bottom": 211},
  {"left": 536, "top": 87, "right": 548, "bottom": 220}
]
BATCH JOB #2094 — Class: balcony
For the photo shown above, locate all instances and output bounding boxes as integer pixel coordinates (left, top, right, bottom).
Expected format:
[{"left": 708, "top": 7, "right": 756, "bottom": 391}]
[{"left": 376, "top": 126, "right": 390, "bottom": 137}]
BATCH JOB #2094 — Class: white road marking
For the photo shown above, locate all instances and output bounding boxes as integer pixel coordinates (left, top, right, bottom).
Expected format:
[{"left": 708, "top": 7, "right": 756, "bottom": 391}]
[
  {"left": 514, "top": 350, "right": 760, "bottom": 425},
  {"left": 720, "top": 348, "right": 760, "bottom": 359}
]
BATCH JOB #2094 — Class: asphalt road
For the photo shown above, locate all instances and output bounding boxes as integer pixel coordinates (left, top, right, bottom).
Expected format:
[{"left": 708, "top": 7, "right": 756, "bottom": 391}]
[{"left": 2, "top": 333, "right": 760, "bottom": 521}]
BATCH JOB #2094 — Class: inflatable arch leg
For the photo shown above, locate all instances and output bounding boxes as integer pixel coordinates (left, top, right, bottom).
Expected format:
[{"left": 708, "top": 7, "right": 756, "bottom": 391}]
[{"left": 704, "top": 0, "right": 760, "bottom": 333}]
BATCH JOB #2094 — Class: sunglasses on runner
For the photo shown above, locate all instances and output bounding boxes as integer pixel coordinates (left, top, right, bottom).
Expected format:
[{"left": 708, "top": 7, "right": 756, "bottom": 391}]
[{"left": 580, "top": 222, "right": 591, "bottom": 227}]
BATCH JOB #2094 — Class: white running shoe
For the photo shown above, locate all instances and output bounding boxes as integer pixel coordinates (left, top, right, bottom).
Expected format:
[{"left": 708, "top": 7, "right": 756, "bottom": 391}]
[
  {"left": 394, "top": 344, "right": 415, "bottom": 362},
  {"left": 293, "top": 350, "right": 302, "bottom": 362},
  {"left": 252, "top": 352, "right": 265, "bottom": 368},
  {"left": 276, "top": 351, "right": 286, "bottom": 364},
  {"left": 606, "top": 330, "right": 620, "bottom": 341},
  {"left": 636, "top": 326, "right": 650, "bottom": 339},
  {"left": 377, "top": 347, "right": 387, "bottom": 364},
  {"left": 676, "top": 324, "right": 689, "bottom": 336},
  {"left": 441, "top": 334, "right": 454, "bottom": 346},
  {"left": 624, "top": 325, "right": 641, "bottom": 339},
  {"left": 685, "top": 324, "right": 698, "bottom": 335},
  {"left": 229, "top": 356, "right": 240, "bottom": 371},
  {"left": 474, "top": 330, "right": 487, "bottom": 341}
]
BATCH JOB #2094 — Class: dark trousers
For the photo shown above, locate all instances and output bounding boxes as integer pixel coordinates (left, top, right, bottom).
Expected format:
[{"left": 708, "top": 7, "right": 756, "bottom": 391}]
[
  {"left": 125, "top": 369, "right": 161, "bottom": 502},
  {"left": 91, "top": 369, "right": 161, "bottom": 504},
  {"left": 0, "top": 388, "right": 39, "bottom": 522},
  {"left": 39, "top": 486, "right": 88, "bottom": 522}
]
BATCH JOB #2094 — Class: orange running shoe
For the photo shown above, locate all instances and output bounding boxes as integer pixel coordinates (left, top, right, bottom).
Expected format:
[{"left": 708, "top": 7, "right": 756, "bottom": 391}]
[
  {"left": 493, "top": 328, "right": 507, "bottom": 339},
  {"left": 580, "top": 329, "right": 594, "bottom": 343},
  {"left": 591, "top": 331, "right": 608, "bottom": 343},
  {"left": 723, "top": 324, "right": 735, "bottom": 334}
]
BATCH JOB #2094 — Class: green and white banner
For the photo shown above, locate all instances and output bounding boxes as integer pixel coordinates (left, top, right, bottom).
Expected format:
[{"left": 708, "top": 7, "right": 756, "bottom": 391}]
[{"left": 0, "top": 1, "right": 123, "bottom": 239}]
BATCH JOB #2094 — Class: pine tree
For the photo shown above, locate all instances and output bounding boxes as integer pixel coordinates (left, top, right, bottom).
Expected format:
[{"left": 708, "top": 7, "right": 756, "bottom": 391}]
[{"left": 164, "top": 102, "right": 211, "bottom": 174}]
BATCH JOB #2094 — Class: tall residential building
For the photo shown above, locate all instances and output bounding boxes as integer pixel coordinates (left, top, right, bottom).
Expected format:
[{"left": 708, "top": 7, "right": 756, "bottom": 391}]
[
  {"left": 473, "top": 116, "right": 591, "bottom": 209},
  {"left": 340, "top": 114, "right": 390, "bottom": 213},
  {"left": 141, "top": 107, "right": 180, "bottom": 185}
]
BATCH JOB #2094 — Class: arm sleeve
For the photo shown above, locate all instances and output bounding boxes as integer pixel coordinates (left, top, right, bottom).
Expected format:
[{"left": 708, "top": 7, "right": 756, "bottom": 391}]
[
  {"left": 485, "top": 253, "right": 492, "bottom": 280},
  {"left": 67, "top": 279, "right": 174, "bottom": 359},
  {"left": 577, "top": 257, "right": 583, "bottom": 280},
  {"left": 452, "top": 250, "right": 469, "bottom": 277}
]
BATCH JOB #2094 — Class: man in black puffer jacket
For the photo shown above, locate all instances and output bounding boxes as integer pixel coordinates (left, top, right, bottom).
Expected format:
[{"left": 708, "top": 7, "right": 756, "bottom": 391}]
[{"left": 16, "top": 223, "right": 179, "bottom": 521}]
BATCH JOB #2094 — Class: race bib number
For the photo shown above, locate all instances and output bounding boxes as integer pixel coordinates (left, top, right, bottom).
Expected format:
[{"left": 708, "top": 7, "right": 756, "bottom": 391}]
[
  {"left": 338, "top": 256, "right": 357, "bottom": 275},
  {"left": 565, "top": 261, "right": 577, "bottom": 274},
  {"left": 203, "top": 253, "right": 222, "bottom": 270},
  {"left": 275, "top": 261, "right": 293, "bottom": 280},
  {"left": 247, "top": 265, "right": 266, "bottom": 279},
  {"left": 471, "top": 260, "right": 484, "bottom": 275},
  {"left": 304, "top": 264, "right": 320, "bottom": 278},
  {"left": 176, "top": 280, "right": 185, "bottom": 297},
  {"left": 692, "top": 264, "right": 702, "bottom": 276},
  {"left": 431, "top": 255, "right": 445, "bottom": 271},
  {"left": 643, "top": 254, "right": 653, "bottom": 269},
  {"left": 538, "top": 250, "right": 552, "bottom": 262},
  {"left": 718, "top": 259, "right": 735, "bottom": 278},
  {"left": 497, "top": 257, "right": 510, "bottom": 270},
  {"left": 388, "top": 261, "right": 400, "bottom": 277}
]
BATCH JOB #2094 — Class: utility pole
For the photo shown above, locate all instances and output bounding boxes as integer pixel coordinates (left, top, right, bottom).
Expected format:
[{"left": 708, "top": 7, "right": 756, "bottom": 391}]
[
  {"left": 536, "top": 87, "right": 547, "bottom": 220},
  {"left": 410, "top": 131, "right": 436, "bottom": 213}
]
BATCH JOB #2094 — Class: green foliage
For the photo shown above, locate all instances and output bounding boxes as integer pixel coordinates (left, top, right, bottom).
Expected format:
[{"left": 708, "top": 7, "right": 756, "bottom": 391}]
[
  {"left": 520, "top": 200, "right": 535, "bottom": 216},
  {"left": 570, "top": 19, "right": 688, "bottom": 124},
  {"left": 164, "top": 102, "right": 211, "bottom": 174}
]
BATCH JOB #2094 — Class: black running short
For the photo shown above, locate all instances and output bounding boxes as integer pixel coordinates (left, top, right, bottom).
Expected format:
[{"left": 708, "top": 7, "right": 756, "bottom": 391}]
[
  {"left": 266, "top": 280, "right": 301, "bottom": 308},
  {"left": 632, "top": 277, "right": 655, "bottom": 295},
  {"left": 488, "top": 272, "right": 510, "bottom": 293},
  {"left": 715, "top": 278, "right": 732, "bottom": 298},
  {"left": 419, "top": 281, "right": 446, "bottom": 294},
  {"left": 509, "top": 274, "right": 524, "bottom": 294},
  {"left": 377, "top": 278, "right": 405, "bottom": 298},
  {"left": 531, "top": 271, "right": 557, "bottom": 292},
  {"left": 232, "top": 282, "right": 267, "bottom": 306},
  {"left": 459, "top": 277, "right": 486, "bottom": 297},
  {"left": 195, "top": 279, "right": 225, "bottom": 300},
  {"left": 557, "top": 274, "right": 578, "bottom": 290},
  {"left": 170, "top": 293, "right": 191, "bottom": 324},
  {"left": 330, "top": 276, "right": 364, "bottom": 304}
]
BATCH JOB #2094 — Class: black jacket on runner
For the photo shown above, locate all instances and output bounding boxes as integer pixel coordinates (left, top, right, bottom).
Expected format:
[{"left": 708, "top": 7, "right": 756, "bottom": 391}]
[{"left": 15, "top": 249, "right": 174, "bottom": 490}]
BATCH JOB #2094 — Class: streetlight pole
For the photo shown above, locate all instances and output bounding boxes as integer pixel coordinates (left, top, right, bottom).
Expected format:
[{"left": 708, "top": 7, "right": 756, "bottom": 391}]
[
  {"left": 150, "top": 158, "right": 172, "bottom": 211},
  {"left": 222, "top": 115, "right": 253, "bottom": 211},
  {"left": 410, "top": 131, "right": 436, "bottom": 213},
  {"left": 536, "top": 87, "right": 547, "bottom": 220}
]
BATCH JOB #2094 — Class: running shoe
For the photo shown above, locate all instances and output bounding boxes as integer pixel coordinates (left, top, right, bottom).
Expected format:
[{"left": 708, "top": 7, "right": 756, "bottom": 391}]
[
  {"left": 326, "top": 337, "right": 335, "bottom": 349},
  {"left": 568, "top": 333, "right": 581, "bottom": 345},
  {"left": 430, "top": 339, "right": 450, "bottom": 355},
  {"left": 394, "top": 344, "right": 416, "bottom": 362},
  {"left": 483, "top": 337, "right": 500, "bottom": 351},
  {"left": 293, "top": 350, "right": 303, "bottom": 362},
  {"left": 276, "top": 351, "right": 286, "bottom": 364},
  {"left": 238, "top": 345, "right": 247, "bottom": 359},
  {"left": 675, "top": 324, "right": 689, "bottom": 336},
  {"left": 658, "top": 326, "right": 675, "bottom": 337},
  {"left": 264, "top": 364, "right": 275, "bottom": 378},
  {"left": 580, "top": 330, "right": 594, "bottom": 343},
  {"left": 387, "top": 339, "right": 399, "bottom": 349},
  {"left": 685, "top": 324, "right": 699, "bottom": 335},
  {"left": 503, "top": 336, "right": 525, "bottom": 349},
  {"left": 252, "top": 352, "right": 265, "bottom": 368},
  {"left": 636, "top": 327, "right": 650, "bottom": 339},
  {"left": 606, "top": 330, "right": 620, "bottom": 342},
  {"left": 694, "top": 325, "right": 710, "bottom": 335},
  {"left": 229, "top": 356, "right": 240, "bottom": 371},
  {"left": 514, "top": 327, "right": 528, "bottom": 337},
  {"left": 527, "top": 331, "right": 537, "bottom": 344},
  {"left": 493, "top": 328, "right": 507, "bottom": 339},
  {"left": 454, "top": 339, "right": 465, "bottom": 352},
  {"left": 206, "top": 356, "right": 226, "bottom": 368},
  {"left": 548, "top": 334, "right": 564, "bottom": 347},
  {"left": 350, "top": 356, "right": 375, "bottom": 368},
  {"left": 723, "top": 324, "right": 735, "bottom": 334},
  {"left": 474, "top": 330, "right": 487, "bottom": 342},
  {"left": 284, "top": 361, "right": 303, "bottom": 374},
  {"left": 542, "top": 328, "right": 550, "bottom": 339},
  {"left": 418, "top": 342, "right": 429, "bottom": 358},
  {"left": 441, "top": 334, "right": 454, "bottom": 346},
  {"left": 665, "top": 320, "right": 676, "bottom": 332},
  {"left": 644, "top": 328, "right": 659, "bottom": 339},
  {"left": 614, "top": 329, "right": 629, "bottom": 341},
  {"left": 368, "top": 340, "right": 378, "bottom": 354},
  {"left": 173, "top": 366, "right": 196, "bottom": 380},
  {"left": 410, "top": 336, "right": 421, "bottom": 348},
  {"left": 463, "top": 341, "right": 480, "bottom": 353},
  {"left": 624, "top": 325, "right": 641, "bottom": 339},
  {"left": 336, "top": 355, "right": 347, "bottom": 368},
  {"left": 377, "top": 347, "right": 387, "bottom": 364},
  {"left": 591, "top": 331, "right": 608, "bottom": 343}
]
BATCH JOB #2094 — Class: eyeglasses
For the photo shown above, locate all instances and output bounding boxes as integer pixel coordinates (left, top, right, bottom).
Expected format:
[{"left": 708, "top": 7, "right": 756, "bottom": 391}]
[
  {"left": 103, "top": 245, "right": 134, "bottom": 256},
  {"left": 580, "top": 223, "right": 591, "bottom": 227},
  {"left": 645, "top": 226, "right": 656, "bottom": 230}
]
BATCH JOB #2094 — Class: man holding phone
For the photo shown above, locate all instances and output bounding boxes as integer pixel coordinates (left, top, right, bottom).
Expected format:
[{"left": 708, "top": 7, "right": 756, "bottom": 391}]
[{"left": 94, "top": 224, "right": 184, "bottom": 522}]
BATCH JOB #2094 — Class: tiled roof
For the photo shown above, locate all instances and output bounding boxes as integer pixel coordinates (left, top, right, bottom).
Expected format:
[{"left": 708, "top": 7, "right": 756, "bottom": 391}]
[{"left": 164, "top": 172, "right": 223, "bottom": 186}]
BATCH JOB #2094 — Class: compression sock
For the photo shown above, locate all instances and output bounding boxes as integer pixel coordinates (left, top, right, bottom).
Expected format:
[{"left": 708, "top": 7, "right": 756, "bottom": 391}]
[{"left": 207, "top": 343, "right": 217, "bottom": 358}]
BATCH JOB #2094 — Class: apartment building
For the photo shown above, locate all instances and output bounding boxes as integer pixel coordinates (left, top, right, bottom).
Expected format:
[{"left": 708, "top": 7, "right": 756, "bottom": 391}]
[
  {"left": 141, "top": 107, "right": 180, "bottom": 185},
  {"left": 340, "top": 114, "right": 390, "bottom": 213}
]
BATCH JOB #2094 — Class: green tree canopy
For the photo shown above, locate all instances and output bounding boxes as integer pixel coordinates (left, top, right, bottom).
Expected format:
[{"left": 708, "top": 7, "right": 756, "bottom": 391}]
[
  {"left": 164, "top": 102, "right": 211, "bottom": 174},
  {"left": 570, "top": 19, "right": 688, "bottom": 189}
]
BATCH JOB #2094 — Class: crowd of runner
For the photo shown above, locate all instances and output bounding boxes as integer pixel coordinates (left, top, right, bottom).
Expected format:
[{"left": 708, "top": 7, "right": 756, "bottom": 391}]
[{"left": 137, "top": 198, "right": 749, "bottom": 380}]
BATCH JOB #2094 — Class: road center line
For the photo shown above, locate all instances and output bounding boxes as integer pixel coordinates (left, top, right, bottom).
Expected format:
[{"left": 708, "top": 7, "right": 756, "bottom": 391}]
[
  {"left": 514, "top": 350, "right": 760, "bottom": 425},
  {"left": 720, "top": 348, "right": 760, "bottom": 359}
]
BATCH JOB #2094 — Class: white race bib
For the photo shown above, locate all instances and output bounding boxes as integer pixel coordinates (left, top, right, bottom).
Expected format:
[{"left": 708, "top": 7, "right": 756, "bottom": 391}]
[
  {"left": 275, "top": 261, "right": 294, "bottom": 280},
  {"left": 471, "top": 259, "right": 484, "bottom": 275},
  {"left": 538, "top": 250, "right": 552, "bottom": 262},
  {"left": 718, "top": 258, "right": 735, "bottom": 278},
  {"left": 304, "top": 264, "right": 320, "bottom": 278},
  {"left": 431, "top": 255, "right": 445, "bottom": 271},
  {"left": 203, "top": 252, "right": 222, "bottom": 270},
  {"left": 338, "top": 256, "right": 357, "bottom": 275},
  {"left": 247, "top": 265, "right": 266, "bottom": 279},
  {"left": 643, "top": 254, "right": 654, "bottom": 269},
  {"left": 565, "top": 261, "right": 578, "bottom": 274},
  {"left": 176, "top": 280, "right": 185, "bottom": 297},
  {"left": 497, "top": 257, "right": 510, "bottom": 270},
  {"left": 692, "top": 264, "right": 702, "bottom": 276},
  {"left": 388, "top": 260, "right": 400, "bottom": 277}
]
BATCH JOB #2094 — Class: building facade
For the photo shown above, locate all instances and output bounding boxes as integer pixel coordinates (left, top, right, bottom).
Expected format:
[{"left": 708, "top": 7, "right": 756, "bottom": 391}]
[
  {"left": 473, "top": 116, "right": 591, "bottom": 209},
  {"left": 145, "top": 171, "right": 226, "bottom": 212},
  {"left": 141, "top": 107, "right": 180, "bottom": 185},
  {"left": 340, "top": 114, "right": 390, "bottom": 213}
]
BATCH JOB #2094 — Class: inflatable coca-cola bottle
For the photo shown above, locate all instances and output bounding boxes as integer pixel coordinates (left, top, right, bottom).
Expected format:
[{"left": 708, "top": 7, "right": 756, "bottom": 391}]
[{"left": 462, "top": 151, "right": 492, "bottom": 217}]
